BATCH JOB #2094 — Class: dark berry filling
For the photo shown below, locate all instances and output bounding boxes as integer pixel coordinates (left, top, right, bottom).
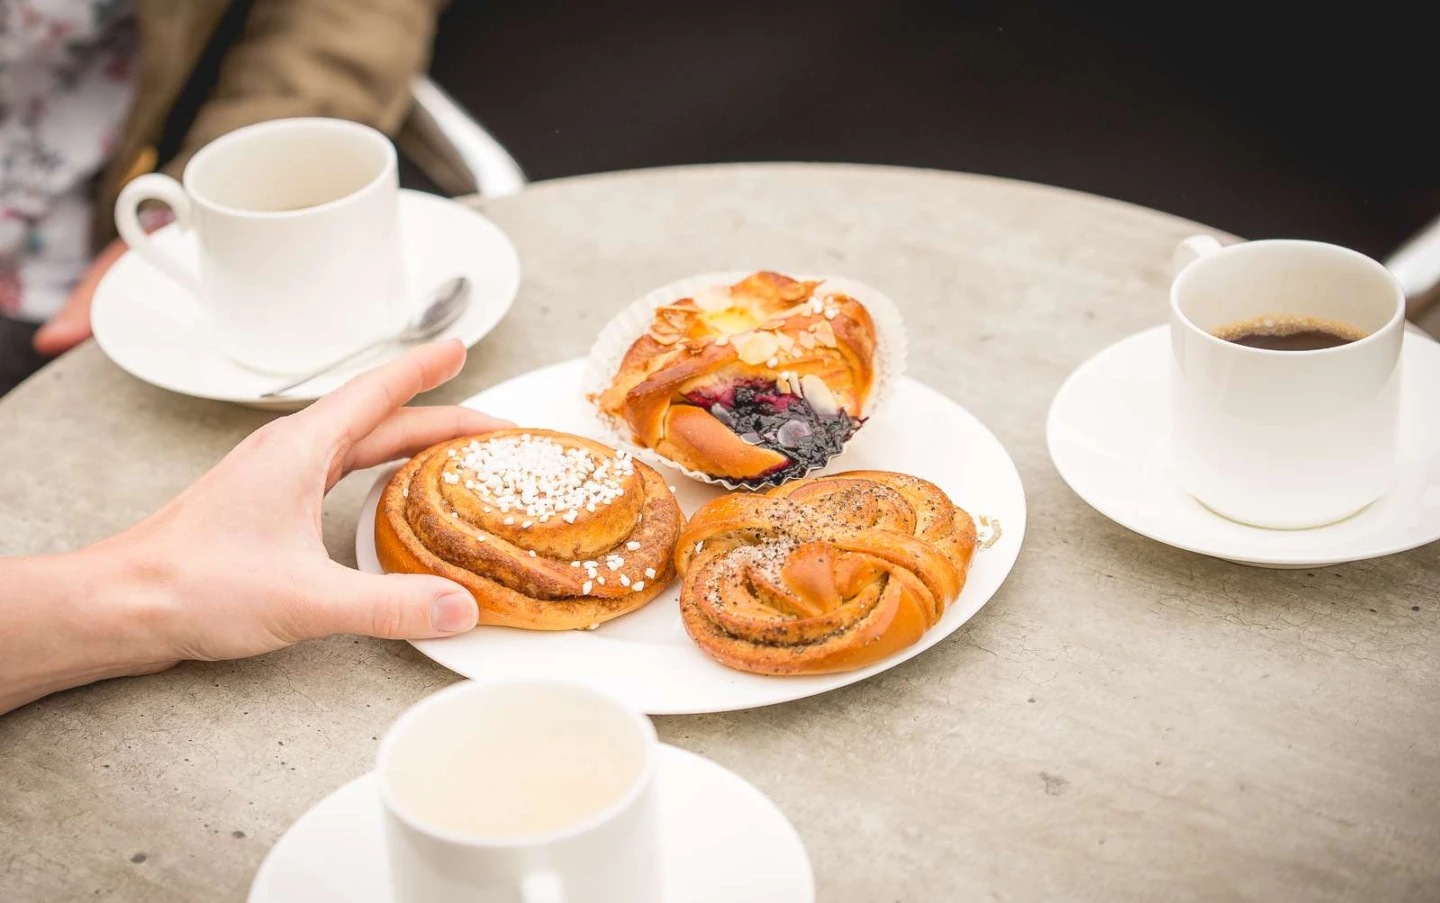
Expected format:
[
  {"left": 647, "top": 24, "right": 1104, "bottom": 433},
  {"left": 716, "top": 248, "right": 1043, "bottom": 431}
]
[{"left": 682, "top": 379, "right": 861, "bottom": 485}]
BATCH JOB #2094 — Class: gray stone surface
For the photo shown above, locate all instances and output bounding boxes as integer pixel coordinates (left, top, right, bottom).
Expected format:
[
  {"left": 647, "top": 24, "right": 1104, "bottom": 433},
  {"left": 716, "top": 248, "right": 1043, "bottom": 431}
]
[{"left": 1, "top": 164, "right": 1437, "bottom": 902}]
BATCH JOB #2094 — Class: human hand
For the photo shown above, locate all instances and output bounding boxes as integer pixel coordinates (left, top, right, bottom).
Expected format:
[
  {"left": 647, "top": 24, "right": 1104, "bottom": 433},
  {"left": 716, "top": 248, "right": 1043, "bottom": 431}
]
[
  {"left": 0, "top": 340, "right": 509, "bottom": 714},
  {"left": 32, "top": 237, "right": 128, "bottom": 356},
  {"left": 104, "top": 340, "right": 511, "bottom": 667}
]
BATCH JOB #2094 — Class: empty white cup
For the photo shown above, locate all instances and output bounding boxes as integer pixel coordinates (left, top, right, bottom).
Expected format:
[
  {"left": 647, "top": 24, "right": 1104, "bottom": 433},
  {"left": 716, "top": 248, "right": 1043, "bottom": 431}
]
[
  {"left": 115, "top": 117, "right": 408, "bottom": 375},
  {"left": 1169, "top": 236, "right": 1405, "bottom": 529},
  {"left": 376, "top": 680, "right": 662, "bottom": 903}
]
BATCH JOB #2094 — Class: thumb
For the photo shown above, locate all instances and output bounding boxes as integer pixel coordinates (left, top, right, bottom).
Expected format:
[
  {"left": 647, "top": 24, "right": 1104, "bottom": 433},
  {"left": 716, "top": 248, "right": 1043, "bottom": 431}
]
[{"left": 301, "top": 565, "right": 479, "bottom": 640}]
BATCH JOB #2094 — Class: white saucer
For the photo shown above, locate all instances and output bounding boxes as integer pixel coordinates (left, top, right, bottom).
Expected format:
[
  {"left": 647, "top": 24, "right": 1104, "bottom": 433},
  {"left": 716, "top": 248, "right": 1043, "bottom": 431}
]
[
  {"left": 355, "top": 358, "right": 1026, "bottom": 715},
  {"left": 1047, "top": 326, "right": 1440, "bottom": 568},
  {"left": 92, "top": 190, "right": 520, "bottom": 410},
  {"left": 249, "top": 744, "right": 814, "bottom": 903}
]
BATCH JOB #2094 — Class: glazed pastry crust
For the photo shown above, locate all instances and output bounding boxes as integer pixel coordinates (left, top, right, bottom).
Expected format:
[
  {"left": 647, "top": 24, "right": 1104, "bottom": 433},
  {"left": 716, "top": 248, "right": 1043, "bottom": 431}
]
[
  {"left": 597, "top": 271, "right": 878, "bottom": 482},
  {"left": 674, "top": 471, "right": 975, "bottom": 674},
  {"left": 376, "top": 429, "right": 683, "bottom": 630}
]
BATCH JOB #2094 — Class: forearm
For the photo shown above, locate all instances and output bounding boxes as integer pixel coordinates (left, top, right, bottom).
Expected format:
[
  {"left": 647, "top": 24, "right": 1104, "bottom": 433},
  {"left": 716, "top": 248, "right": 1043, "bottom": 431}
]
[
  {"left": 0, "top": 544, "right": 178, "bottom": 715},
  {"left": 2, "top": 344, "right": 485, "bottom": 715}
]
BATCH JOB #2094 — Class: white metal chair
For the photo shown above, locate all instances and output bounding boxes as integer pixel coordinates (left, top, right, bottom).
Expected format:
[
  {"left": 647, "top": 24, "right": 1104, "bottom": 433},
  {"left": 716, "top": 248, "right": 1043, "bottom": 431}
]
[
  {"left": 1386, "top": 216, "right": 1440, "bottom": 328},
  {"left": 401, "top": 76, "right": 527, "bottom": 199}
]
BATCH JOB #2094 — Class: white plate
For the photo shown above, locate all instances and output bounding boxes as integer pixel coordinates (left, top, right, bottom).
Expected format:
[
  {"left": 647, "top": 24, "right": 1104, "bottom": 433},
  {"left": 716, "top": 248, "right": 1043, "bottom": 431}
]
[
  {"left": 92, "top": 190, "right": 520, "bottom": 409},
  {"left": 249, "top": 744, "right": 814, "bottom": 903},
  {"left": 355, "top": 358, "right": 1026, "bottom": 715},
  {"left": 1047, "top": 326, "right": 1440, "bottom": 568}
]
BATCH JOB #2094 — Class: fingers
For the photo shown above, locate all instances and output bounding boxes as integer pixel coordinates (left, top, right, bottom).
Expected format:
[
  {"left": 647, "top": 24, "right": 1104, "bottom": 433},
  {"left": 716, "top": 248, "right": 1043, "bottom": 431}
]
[
  {"left": 294, "top": 564, "right": 479, "bottom": 641},
  {"left": 33, "top": 238, "right": 126, "bottom": 356},
  {"left": 306, "top": 340, "right": 467, "bottom": 447},
  {"left": 342, "top": 406, "right": 513, "bottom": 476},
  {"left": 33, "top": 296, "right": 94, "bottom": 356}
]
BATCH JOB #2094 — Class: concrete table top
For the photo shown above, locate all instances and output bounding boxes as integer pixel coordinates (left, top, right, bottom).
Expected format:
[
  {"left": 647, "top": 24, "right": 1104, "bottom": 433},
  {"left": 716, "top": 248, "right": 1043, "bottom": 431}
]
[{"left": 2, "top": 164, "right": 1437, "bottom": 902}]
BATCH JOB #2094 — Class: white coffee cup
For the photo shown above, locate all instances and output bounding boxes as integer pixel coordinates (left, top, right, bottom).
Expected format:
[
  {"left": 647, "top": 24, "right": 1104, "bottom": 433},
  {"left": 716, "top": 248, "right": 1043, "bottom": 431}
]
[
  {"left": 376, "top": 680, "right": 663, "bottom": 903},
  {"left": 115, "top": 117, "right": 408, "bottom": 374},
  {"left": 1169, "top": 236, "right": 1405, "bottom": 529}
]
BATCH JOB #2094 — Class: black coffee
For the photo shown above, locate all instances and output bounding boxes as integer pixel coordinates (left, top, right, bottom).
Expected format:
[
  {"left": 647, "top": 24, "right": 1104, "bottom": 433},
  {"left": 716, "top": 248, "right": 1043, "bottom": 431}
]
[{"left": 1212, "top": 314, "right": 1366, "bottom": 351}]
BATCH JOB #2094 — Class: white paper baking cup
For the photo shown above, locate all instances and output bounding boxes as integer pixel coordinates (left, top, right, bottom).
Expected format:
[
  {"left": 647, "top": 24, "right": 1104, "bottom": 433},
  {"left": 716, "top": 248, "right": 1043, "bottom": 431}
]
[{"left": 580, "top": 270, "right": 907, "bottom": 490}]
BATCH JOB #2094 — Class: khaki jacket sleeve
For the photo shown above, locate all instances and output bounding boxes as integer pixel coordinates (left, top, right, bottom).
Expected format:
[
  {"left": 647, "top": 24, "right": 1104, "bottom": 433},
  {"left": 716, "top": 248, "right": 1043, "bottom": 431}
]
[{"left": 161, "top": 0, "right": 448, "bottom": 178}]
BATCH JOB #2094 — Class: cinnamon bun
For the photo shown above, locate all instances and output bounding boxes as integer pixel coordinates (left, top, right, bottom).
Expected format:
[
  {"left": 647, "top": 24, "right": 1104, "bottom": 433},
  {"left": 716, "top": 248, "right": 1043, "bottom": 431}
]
[{"left": 376, "top": 429, "right": 683, "bottom": 630}]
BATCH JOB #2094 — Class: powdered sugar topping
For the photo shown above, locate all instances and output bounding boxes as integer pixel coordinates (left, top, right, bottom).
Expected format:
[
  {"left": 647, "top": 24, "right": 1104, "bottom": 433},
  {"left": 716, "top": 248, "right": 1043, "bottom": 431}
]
[{"left": 449, "top": 435, "right": 635, "bottom": 520}]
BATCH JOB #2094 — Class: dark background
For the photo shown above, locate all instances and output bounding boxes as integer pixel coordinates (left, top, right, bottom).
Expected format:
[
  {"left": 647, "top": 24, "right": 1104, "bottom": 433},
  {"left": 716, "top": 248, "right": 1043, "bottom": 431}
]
[
  {"left": 423, "top": 1, "right": 1435, "bottom": 260},
  {"left": 6, "top": 1, "right": 1433, "bottom": 395}
]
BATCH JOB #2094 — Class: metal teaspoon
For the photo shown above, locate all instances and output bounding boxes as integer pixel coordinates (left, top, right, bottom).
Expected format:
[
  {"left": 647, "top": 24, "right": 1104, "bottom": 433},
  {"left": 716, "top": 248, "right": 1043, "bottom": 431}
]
[{"left": 260, "top": 276, "right": 471, "bottom": 398}]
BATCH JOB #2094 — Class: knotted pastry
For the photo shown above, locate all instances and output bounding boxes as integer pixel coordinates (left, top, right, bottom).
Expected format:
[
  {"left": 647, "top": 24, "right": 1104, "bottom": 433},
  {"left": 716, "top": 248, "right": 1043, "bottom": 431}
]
[
  {"left": 596, "top": 271, "right": 878, "bottom": 485},
  {"left": 376, "top": 429, "right": 683, "bottom": 630},
  {"left": 674, "top": 471, "right": 975, "bottom": 675}
]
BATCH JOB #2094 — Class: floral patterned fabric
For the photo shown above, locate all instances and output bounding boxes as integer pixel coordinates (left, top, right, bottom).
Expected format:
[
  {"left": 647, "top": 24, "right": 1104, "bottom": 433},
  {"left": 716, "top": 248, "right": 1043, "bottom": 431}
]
[{"left": 0, "top": 0, "right": 136, "bottom": 322}]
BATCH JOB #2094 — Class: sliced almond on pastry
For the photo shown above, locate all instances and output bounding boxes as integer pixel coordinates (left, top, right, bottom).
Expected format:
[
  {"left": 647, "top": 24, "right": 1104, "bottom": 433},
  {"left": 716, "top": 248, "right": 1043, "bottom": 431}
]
[
  {"left": 799, "top": 375, "right": 840, "bottom": 416},
  {"left": 812, "top": 321, "right": 838, "bottom": 348},
  {"left": 735, "top": 331, "right": 780, "bottom": 365}
]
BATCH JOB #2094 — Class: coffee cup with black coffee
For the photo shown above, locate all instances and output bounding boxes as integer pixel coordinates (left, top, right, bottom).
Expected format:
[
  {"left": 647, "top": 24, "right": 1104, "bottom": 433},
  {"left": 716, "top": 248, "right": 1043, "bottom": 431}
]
[{"left": 1169, "top": 236, "right": 1405, "bottom": 529}]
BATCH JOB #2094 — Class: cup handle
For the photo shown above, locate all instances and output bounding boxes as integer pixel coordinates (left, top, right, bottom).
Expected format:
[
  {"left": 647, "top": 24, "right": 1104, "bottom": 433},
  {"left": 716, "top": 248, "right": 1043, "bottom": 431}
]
[
  {"left": 522, "top": 873, "right": 566, "bottom": 903},
  {"left": 1172, "top": 234, "right": 1224, "bottom": 276},
  {"left": 115, "top": 173, "right": 201, "bottom": 296}
]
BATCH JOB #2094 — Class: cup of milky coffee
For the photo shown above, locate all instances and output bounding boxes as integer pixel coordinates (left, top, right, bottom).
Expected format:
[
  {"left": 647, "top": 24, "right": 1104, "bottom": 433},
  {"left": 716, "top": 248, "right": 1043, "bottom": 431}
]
[
  {"left": 376, "top": 680, "right": 662, "bottom": 903},
  {"left": 1168, "top": 236, "right": 1405, "bottom": 529}
]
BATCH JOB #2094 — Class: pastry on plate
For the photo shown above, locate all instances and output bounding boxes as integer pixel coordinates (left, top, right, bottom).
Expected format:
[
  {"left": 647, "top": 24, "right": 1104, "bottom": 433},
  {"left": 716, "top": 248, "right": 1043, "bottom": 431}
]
[
  {"left": 673, "top": 471, "right": 975, "bottom": 675},
  {"left": 596, "top": 271, "right": 879, "bottom": 486},
  {"left": 376, "top": 429, "right": 683, "bottom": 630}
]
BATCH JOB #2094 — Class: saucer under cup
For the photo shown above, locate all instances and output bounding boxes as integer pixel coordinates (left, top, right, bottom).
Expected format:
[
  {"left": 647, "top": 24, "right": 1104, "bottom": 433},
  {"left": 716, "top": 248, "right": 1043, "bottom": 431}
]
[
  {"left": 1047, "top": 326, "right": 1440, "bottom": 568},
  {"left": 92, "top": 190, "right": 520, "bottom": 409},
  {"left": 248, "top": 745, "right": 814, "bottom": 903}
]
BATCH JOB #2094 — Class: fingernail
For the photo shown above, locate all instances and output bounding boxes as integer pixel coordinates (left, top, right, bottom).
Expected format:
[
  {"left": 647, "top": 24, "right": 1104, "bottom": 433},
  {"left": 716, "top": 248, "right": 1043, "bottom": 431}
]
[{"left": 430, "top": 592, "right": 478, "bottom": 633}]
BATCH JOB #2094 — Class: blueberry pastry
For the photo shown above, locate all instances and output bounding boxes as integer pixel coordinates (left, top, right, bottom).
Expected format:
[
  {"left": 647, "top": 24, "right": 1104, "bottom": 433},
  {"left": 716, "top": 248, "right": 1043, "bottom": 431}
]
[{"left": 596, "top": 271, "right": 878, "bottom": 485}]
